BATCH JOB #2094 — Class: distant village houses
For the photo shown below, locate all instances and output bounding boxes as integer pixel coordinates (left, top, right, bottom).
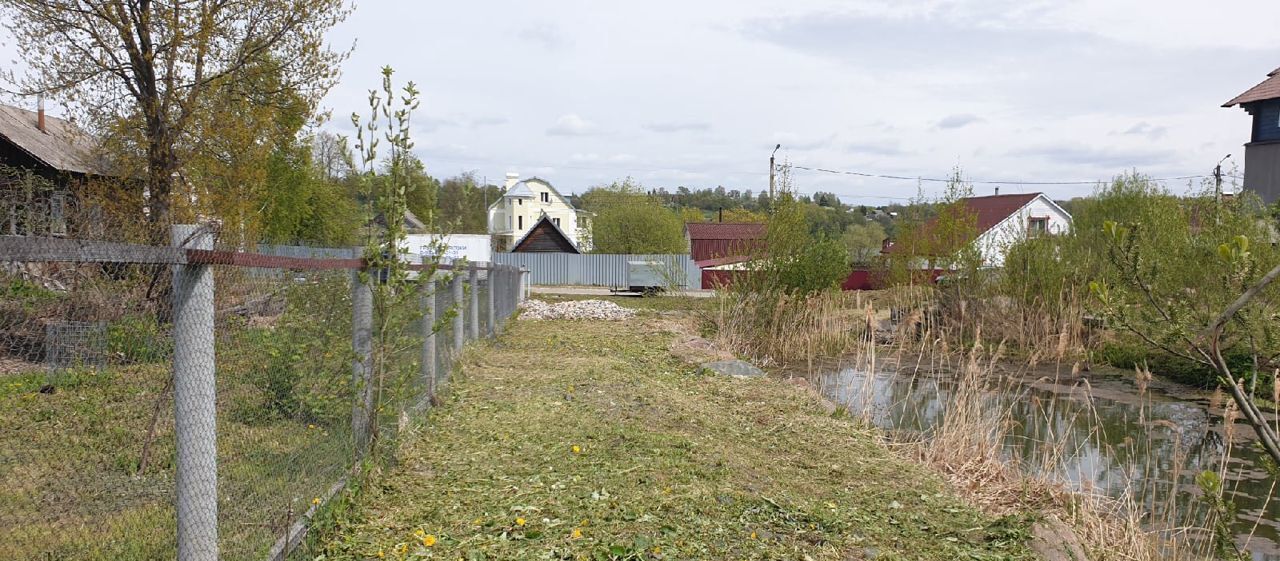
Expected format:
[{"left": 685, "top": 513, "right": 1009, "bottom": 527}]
[{"left": 486, "top": 173, "right": 593, "bottom": 253}]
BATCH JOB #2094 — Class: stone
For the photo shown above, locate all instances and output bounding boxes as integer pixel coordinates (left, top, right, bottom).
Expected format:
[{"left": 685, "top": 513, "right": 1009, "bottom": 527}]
[
  {"left": 701, "top": 359, "right": 765, "bottom": 378},
  {"left": 1028, "top": 515, "right": 1090, "bottom": 561}
]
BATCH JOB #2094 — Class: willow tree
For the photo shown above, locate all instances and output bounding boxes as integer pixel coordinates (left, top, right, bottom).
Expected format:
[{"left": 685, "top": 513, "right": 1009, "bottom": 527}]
[{"left": 0, "top": 0, "right": 350, "bottom": 236}]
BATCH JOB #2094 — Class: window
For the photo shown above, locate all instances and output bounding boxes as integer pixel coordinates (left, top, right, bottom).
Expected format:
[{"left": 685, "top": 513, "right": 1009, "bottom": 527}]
[
  {"left": 518, "top": 216, "right": 523, "bottom": 230},
  {"left": 49, "top": 193, "right": 67, "bottom": 236},
  {"left": 517, "top": 199, "right": 522, "bottom": 205},
  {"left": 1028, "top": 216, "right": 1048, "bottom": 236},
  {"left": 541, "top": 192, "right": 549, "bottom": 203},
  {"left": 553, "top": 217, "right": 561, "bottom": 227}
]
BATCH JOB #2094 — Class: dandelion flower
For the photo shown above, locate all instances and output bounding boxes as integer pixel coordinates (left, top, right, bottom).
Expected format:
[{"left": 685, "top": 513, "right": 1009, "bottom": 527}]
[
  {"left": 473, "top": 517, "right": 483, "bottom": 525},
  {"left": 580, "top": 519, "right": 589, "bottom": 527},
  {"left": 307, "top": 424, "right": 317, "bottom": 430},
  {"left": 414, "top": 529, "right": 425, "bottom": 538},
  {"left": 311, "top": 497, "right": 321, "bottom": 506},
  {"left": 749, "top": 531, "right": 757, "bottom": 540},
  {"left": 571, "top": 445, "right": 581, "bottom": 454},
  {"left": 652, "top": 546, "right": 662, "bottom": 554},
  {"left": 394, "top": 543, "right": 408, "bottom": 554},
  {"left": 515, "top": 517, "right": 526, "bottom": 527},
  {"left": 571, "top": 528, "right": 583, "bottom": 539},
  {"left": 376, "top": 549, "right": 385, "bottom": 558},
  {"left": 422, "top": 535, "right": 437, "bottom": 547}
]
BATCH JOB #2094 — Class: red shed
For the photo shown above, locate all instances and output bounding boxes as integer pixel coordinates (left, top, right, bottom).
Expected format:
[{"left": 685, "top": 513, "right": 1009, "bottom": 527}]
[{"left": 684, "top": 222, "right": 766, "bottom": 262}]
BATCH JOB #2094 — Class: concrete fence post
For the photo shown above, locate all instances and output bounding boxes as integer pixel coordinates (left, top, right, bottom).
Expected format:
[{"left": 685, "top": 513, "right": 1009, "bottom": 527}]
[
  {"left": 485, "top": 263, "right": 496, "bottom": 337},
  {"left": 420, "top": 276, "right": 437, "bottom": 401},
  {"left": 452, "top": 266, "right": 464, "bottom": 357},
  {"left": 170, "top": 224, "right": 219, "bottom": 561},
  {"left": 351, "top": 269, "right": 374, "bottom": 456},
  {"left": 519, "top": 267, "right": 530, "bottom": 302},
  {"left": 468, "top": 264, "right": 480, "bottom": 341}
]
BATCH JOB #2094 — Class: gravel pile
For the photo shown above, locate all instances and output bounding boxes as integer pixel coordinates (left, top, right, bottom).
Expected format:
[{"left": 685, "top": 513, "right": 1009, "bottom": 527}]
[{"left": 520, "top": 299, "right": 636, "bottom": 321}]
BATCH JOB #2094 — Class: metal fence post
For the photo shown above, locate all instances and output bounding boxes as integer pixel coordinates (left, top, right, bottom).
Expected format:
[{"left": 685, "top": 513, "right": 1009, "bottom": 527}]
[
  {"left": 452, "top": 267, "right": 464, "bottom": 357},
  {"left": 485, "top": 264, "right": 495, "bottom": 337},
  {"left": 468, "top": 264, "right": 480, "bottom": 341},
  {"left": 170, "top": 224, "right": 219, "bottom": 561},
  {"left": 420, "top": 276, "right": 437, "bottom": 402},
  {"left": 351, "top": 269, "right": 374, "bottom": 456}
]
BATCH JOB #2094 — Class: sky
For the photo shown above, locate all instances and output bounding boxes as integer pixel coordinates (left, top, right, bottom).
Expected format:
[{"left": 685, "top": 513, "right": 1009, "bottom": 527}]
[{"left": 5, "top": 1, "right": 1280, "bottom": 205}]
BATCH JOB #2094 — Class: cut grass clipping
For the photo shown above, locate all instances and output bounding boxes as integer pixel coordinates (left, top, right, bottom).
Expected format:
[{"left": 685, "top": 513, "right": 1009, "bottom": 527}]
[{"left": 316, "top": 312, "right": 1034, "bottom": 560}]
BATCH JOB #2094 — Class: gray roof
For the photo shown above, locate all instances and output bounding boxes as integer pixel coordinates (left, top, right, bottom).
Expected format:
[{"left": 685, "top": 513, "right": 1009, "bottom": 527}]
[
  {"left": 0, "top": 104, "right": 103, "bottom": 175},
  {"left": 503, "top": 180, "right": 536, "bottom": 198}
]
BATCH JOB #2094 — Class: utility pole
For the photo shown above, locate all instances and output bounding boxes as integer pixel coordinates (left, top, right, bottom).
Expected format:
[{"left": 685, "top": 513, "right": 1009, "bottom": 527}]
[
  {"left": 1214, "top": 154, "right": 1231, "bottom": 205},
  {"left": 769, "top": 144, "right": 780, "bottom": 200}
]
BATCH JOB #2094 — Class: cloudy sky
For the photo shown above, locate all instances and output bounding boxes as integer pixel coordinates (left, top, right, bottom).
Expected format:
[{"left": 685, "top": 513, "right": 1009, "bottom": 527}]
[{"left": 8, "top": 1, "right": 1280, "bottom": 204}]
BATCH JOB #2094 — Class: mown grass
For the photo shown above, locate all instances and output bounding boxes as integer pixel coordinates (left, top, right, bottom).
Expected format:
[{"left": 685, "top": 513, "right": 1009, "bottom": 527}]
[
  {"left": 0, "top": 346, "right": 353, "bottom": 561},
  {"left": 315, "top": 315, "right": 1035, "bottom": 560}
]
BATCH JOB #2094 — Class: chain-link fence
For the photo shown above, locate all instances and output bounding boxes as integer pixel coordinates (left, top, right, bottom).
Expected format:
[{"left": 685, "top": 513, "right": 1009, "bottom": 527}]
[{"left": 0, "top": 227, "right": 526, "bottom": 561}]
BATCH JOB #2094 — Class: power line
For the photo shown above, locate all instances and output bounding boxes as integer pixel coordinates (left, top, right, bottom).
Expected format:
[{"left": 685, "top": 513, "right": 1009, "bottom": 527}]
[{"left": 789, "top": 164, "right": 1211, "bottom": 186}]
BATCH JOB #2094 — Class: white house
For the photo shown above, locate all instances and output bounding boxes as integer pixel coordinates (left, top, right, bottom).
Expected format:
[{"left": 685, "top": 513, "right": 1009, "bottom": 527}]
[
  {"left": 487, "top": 172, "right": 592, "bottom": 252},
  {"left": 886, "top": 192, "right": 1072, "bottom": 268},
  {"left": 965, "top": 192, "right": 1071, "bottom": 266}
]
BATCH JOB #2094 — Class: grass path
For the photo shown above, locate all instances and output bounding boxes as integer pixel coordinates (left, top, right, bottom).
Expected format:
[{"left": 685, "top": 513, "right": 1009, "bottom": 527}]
[{"left": 316, "top": 310, "right": 1034, "bottom": 560}]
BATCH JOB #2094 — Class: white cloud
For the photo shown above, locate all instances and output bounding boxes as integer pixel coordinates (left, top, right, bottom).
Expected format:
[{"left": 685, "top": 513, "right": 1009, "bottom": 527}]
[
  {"left": 936, "top": 114, "right": 983, "bottom": 130},
  {"left": 547, "top": 114, "right": 599, "bottom": 137}
]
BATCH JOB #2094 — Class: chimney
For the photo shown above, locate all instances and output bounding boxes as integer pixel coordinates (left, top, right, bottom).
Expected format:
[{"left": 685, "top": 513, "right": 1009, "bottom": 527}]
[
  {"left": 37, "top": 97, "right": 46, "bottom": 133},
  {"left": 504, "top": 172, "right": 519, "bottom": 190}
]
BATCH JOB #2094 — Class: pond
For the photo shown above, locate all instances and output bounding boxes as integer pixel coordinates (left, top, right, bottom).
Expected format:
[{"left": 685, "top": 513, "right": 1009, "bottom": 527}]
[{"left": 818, "top": 362, "right": 1280, "bottom": 559}]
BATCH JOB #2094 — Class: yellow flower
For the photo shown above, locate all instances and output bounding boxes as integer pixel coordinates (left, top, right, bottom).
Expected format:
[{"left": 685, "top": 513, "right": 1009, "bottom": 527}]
[
  {"left": 307, "top": 424, "right": 317, "bottom": 429},
  {"left": 376, "top": 549, "right": 385, "bottom": 558},
  {"left": 414, "top": 529, "right": 425, "bottom": 538},
  {"left": 580, "top": 519, "right": 589, "bottom": 527},
  {"left": 473, "top": 517, "right": 483, "bottom": 525},
  {"left": 311, "top": 497, "right": 321, "bottom": 506},
  {"left": 571, "top": 445, "right": 581, "bottom": 454},
  {"left": 394, "top": 543, "right": 408, "bottom": 554},
  {"left": 422, "top": 534, "right": 437, "bottom": 547},
  {"left": 571, "top": 528, "right": 583, "bottom": 539},
  {"left": 652, "top": 546, "right": 662, "bottom": 554},
  {"left": 749, "top": 531, "right": 758, "bottom": 540},
  {"left": 515, "top": 517, "right": 526, "bottom": 527}
]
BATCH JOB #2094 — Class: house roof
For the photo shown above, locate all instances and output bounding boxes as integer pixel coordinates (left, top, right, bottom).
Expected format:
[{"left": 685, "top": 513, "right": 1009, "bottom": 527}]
[
  {"left": 503, "top": 181, "right": 536, "bottom": 198},
  {"left": 961, "top": 193, "right": 1041, "bottom": 235},
  {"left": 883, "top": 193, "right": 1047, "bottom": 256},
  {"left": 695, "top": 255, "right": 754, "bottom": 269},
  {"left": 685, "top": 222, "right": 767, "bottom": 241},
  {"left": 1223, "top": 67, "right": 1280, "bottom": 107},
  {"left": 510, "top": 214, "right": 581, "bottom": 254},
  {"left": 0, "top": 104, "right": 103, "bottom": 175}
]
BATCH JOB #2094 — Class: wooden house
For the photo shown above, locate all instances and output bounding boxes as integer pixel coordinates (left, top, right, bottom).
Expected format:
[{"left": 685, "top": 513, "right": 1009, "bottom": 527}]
[
  {"left": 1224, "top": 67, "right": 1280, "bottom": 202},
  {"left": 510, "top": 214, "right": 581, "bottom": 254},
  {"left": 0, "top": 103, "right": 110, "bottom": 237}
]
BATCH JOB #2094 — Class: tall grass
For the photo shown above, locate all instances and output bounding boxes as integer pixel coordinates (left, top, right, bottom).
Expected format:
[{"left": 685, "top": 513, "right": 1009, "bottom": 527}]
[{"left": 824, "top": 310, "right": 1259, "bottom": 561}]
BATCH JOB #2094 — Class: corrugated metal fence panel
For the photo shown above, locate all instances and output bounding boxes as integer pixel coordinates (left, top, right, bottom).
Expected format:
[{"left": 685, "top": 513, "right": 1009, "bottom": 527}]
[{"left": 493, "top": 253, "right": 699, "bottom": 288}]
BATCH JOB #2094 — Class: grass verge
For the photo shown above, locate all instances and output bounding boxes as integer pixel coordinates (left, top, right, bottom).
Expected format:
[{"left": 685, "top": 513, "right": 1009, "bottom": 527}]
[{"left": 314, "top": 312, "right": 1035, "bottom": 560}]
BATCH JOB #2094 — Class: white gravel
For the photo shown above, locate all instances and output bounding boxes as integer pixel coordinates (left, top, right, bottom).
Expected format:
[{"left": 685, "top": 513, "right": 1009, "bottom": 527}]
[{"left": 519, "top": 299, "right": 636, "bottom": 321}]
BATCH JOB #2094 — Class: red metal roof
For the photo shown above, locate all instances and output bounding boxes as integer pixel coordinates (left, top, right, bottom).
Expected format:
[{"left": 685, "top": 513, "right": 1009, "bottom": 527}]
[
  {"left": 684, "top": 222, "right": 766, "bottom": 241},
  {"left": 962, "top": 193, "right": 1039, "bottom": 235},
  {"left": 1223, "top": 67, "right": 1280, "bottom": 107},
  {"left": 884, "top": 193, "right": 1040, "bottom": 255}
]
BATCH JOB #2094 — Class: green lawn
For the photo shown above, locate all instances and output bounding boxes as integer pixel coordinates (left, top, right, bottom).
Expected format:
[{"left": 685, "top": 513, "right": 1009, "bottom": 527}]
[{"left": 314, "top": 312, "right": 1034, "bottom": 560}]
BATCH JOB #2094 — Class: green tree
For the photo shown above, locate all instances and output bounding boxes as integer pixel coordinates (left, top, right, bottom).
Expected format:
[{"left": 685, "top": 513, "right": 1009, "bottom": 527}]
[
  {"left": 1, "top": 0, "right": 350, "bottom": 237},
  {"left": 842, "top": 222, "right": 886, "bottom": 264},
  {"left": 578, "top": 178, "right": 686, "bottom": 254}
]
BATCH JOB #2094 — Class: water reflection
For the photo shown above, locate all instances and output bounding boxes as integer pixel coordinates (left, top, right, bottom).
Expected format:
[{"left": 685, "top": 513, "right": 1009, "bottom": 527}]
[{"left": 818, "top": 366, "right": 1280, "bottom": 560}]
